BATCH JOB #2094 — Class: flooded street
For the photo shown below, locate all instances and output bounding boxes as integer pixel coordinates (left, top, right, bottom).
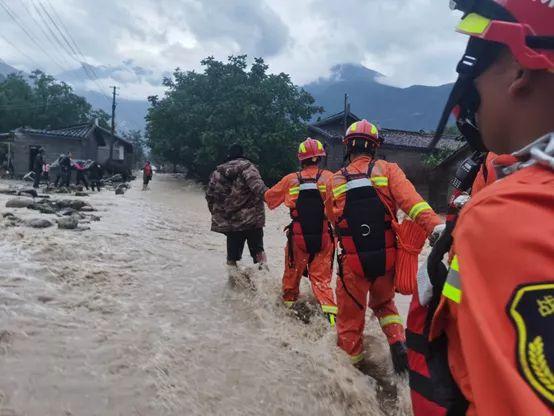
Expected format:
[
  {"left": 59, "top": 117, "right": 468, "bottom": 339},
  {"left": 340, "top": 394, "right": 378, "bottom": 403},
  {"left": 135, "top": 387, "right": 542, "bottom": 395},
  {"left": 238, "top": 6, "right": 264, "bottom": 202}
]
[{"left": 0, "top": 174, "right": 412, "bottom": 416}]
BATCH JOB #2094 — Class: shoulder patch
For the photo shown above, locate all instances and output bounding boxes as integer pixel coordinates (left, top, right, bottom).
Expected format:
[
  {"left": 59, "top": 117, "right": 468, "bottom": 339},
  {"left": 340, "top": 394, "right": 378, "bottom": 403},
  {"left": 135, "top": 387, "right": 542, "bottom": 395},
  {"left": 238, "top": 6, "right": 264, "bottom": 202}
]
[{"left": 507, "top": 282, "right": 554, "bottom": 407}]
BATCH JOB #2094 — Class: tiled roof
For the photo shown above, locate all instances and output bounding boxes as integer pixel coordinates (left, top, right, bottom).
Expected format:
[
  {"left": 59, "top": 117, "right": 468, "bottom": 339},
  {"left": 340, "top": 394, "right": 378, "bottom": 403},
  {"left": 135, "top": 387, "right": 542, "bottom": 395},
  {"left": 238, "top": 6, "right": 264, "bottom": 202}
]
[
  {"left": 312, "top": 110, "right": 361, "bottom": 128},
  {"left": 380, "top": 128, "right": 463, "bottom": 151},
  {"left": 19, "top": 121, "right": 94, "bottom": 139},
  {"left": 11, "top": 119, "right": 132, "bottom": 149}
]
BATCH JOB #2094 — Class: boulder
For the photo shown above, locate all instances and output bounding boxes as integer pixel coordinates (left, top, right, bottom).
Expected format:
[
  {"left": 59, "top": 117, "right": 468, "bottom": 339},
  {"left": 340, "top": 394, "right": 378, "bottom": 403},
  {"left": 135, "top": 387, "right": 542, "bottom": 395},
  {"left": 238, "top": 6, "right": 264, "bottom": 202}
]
[
  {"left": 74, "top": 192, "right": 89, "bottom": 197},
  {"left": 0, "top": 188, "right": 17, "bottom": 196},
  {"left": 26, "top": 218, "right": 53, "bottom": 229},
  {"left": 29, "top": 203, "right": 57, "bottom": 215},
  {"left": 80, "top": 205, "right": 95, "bottom": 212},
  {"left": 57, "top": 216, "right": 79, "bottom": 230},
  {"left": 17, "top": 189, "right": 38, "bottom": 198},
  {"left": 58, "top": 207, "right": 77, "bottom": 216},
  {"left": 115, "top": 186, "right": 125, "bottom": 195},
  {"left": 56, "top": 199, "right": 88, "bottom": 211},
  {"left": 6, "top": 198, "right": 34, "bottom": 208}
]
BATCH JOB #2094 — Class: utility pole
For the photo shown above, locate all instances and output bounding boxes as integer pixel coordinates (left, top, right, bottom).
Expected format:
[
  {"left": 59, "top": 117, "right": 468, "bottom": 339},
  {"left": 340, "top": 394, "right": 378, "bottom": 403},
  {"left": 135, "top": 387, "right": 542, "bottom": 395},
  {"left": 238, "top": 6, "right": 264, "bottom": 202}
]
[
  {"left": 109, "top": 86, "right": 118, "bottom": 161},
  {"left": 343, "top": 93, "right": 349, "bottom": 133}
]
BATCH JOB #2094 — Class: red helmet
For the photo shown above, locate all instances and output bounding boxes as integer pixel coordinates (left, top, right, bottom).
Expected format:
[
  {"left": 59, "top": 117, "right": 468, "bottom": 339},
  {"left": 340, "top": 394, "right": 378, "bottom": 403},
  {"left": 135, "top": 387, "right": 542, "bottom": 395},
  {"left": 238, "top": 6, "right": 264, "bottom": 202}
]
[
  {"left": 451, "top": 0, "right": 554, "bottom": 70},
  {"left": 431, "top": 0, "right": 554, "bottom": 150},
  {"left": 343, "top": 120, "right": 382, "bottom": 147},
  {"left": 297, "top": 138, "right": 326, "bottom": 161}
]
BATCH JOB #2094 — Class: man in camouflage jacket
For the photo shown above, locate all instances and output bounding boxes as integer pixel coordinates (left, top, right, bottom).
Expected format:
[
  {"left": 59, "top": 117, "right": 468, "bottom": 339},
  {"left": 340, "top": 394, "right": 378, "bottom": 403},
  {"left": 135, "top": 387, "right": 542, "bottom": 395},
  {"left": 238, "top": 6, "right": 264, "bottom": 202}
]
[{"left": 206, "top": 144, "right": 268, "bottom": 266}]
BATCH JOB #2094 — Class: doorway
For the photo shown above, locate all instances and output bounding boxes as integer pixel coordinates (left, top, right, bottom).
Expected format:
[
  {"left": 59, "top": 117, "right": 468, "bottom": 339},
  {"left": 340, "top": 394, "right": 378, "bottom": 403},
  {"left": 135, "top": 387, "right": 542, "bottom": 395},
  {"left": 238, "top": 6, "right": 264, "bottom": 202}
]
[{"left": 29, "top": 146, "right": 41, "bottom": 172}]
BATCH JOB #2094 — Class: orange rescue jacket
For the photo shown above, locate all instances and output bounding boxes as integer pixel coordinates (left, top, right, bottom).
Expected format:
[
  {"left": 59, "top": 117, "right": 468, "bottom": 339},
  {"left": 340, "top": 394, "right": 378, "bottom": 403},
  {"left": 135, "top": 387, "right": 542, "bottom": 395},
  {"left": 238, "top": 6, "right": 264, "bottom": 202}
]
[
  {"left": 432, "top": 161, "right": 554, "bottom": 415},
  {"left": 326, "top": 156, "right": 441, "bottom": 235}
]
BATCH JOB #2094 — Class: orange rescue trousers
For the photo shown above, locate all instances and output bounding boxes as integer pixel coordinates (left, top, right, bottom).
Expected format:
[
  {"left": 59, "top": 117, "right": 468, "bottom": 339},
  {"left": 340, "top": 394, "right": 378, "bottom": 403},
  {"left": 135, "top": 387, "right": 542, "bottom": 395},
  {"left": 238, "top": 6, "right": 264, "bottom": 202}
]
[
  {"left": 336, "top": 262, "right": 405, "bottom": 363},
  {"left": 282, "top": 240, "right": 337, "bottom": 315}
]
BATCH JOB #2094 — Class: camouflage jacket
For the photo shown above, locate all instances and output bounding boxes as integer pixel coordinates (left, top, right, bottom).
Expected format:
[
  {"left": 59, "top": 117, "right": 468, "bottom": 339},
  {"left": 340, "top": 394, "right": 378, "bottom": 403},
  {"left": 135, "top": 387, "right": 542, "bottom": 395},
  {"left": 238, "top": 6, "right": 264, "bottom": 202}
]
[{"left": 206, "top": 158, "right": 268, "bottom": 234}]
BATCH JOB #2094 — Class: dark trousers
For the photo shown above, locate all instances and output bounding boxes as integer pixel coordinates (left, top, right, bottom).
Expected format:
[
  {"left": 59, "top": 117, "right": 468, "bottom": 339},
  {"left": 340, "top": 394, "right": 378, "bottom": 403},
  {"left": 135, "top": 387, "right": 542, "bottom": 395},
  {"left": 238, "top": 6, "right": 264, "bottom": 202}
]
[
  {"left": 226, "top": 228, "right": 265, "bottom": 263},
  {"left": 32, "top": 171, "right": 41, "bottom": 188},
  {"left": 76, "top": 172, "right": 89, "bottom": 190}
]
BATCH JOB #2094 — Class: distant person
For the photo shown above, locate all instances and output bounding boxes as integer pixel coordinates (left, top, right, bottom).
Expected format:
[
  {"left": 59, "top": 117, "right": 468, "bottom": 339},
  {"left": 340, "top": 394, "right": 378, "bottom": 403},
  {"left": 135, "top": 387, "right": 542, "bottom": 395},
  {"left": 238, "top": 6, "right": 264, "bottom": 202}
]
[
  {"left": 88, "top": 162, "right": 103, "bottom": 192},
  {"left": 142, "top": 161, "right": 153, "bottom": 191},
  {"left": 43, "top": 163, "right": 50, "bottom": 185},
  {"left": 206, "top": 144, "right": 268, "bottom": 269},
  {"left": 32, "top": 147, "right": 45, "bottom": 189},
  {"left": 56, "top": 152, "right": 71, "bottom": 188},
  {"left": 73, "top": 160, "right": 90, "bottom": 190}
]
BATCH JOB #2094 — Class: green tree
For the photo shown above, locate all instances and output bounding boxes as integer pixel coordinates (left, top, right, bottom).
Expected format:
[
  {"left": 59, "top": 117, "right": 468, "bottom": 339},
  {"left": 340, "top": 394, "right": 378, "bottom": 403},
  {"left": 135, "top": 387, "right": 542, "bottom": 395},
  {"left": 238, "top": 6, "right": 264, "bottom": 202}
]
[
  {"left": 0, "top": 70, "right": 109, "bottom": 132},
  {"left": 122, "top": 129, "right": 147, "bottom": 167},
  {"left": 146, "top": 56, "right": 322, "bottom": 182}
]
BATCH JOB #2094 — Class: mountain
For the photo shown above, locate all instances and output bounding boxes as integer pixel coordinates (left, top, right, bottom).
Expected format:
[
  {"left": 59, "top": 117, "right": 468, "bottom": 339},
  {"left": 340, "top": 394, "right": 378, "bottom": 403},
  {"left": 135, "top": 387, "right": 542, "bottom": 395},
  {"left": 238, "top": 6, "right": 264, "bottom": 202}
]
[
  {"left": 79, "top": 90, "right": 149, "bottom": 132},
  {"left": 304, "top": 64, "right": 452, "bottom": 131}
]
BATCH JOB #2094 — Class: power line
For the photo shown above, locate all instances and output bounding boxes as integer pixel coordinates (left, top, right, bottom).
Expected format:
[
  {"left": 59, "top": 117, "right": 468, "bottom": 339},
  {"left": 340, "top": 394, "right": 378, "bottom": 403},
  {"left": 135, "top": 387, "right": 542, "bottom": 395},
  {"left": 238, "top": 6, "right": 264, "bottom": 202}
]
[
  {"left": 42, "top": 0, "right": 101, "bottom": 80},
  {"left": 19, "top": 0, "right": 72, "bottom": 70},
  {"left": 0, "top": 0, "right": 66, "bottom": 73},
  {"left": 0, "top": 33, "right": 41, "bottom": 70},
  {"left": 35, "top": 0, "right": 111, "bottom": 102}
]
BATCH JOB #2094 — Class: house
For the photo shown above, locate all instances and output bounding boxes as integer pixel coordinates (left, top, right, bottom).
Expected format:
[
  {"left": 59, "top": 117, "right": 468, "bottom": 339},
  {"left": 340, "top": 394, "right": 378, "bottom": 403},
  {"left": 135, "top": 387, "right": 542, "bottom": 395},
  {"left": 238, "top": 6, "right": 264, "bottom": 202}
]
[
  {"left": 308, "top": 110, "right": 465, "bottom": 210},
  {"left": 0, "top": 119, "right": 134, "bottom": 177}
]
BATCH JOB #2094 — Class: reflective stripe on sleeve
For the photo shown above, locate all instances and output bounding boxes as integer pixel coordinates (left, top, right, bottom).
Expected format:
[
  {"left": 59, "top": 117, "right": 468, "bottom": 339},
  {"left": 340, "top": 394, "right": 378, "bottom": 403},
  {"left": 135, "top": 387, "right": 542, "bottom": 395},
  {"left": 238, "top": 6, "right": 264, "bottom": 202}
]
[
  {"left": 289, "top": 186, "right": 300, "bottom": 195},
  {"left": 442, "top": 255, "right": 462, "bottom": 303},
  {"left": 379, "top": 314, "right": 403, "bottom": 328},
  {"left": 371, "top": 176, "right": 389, "bottom": 187},
  {"left": 409, "top": 201, "right": 433, "bottom": 220},
  {"left": 333, "top": 183, "right": 347, "bottom": 198}
]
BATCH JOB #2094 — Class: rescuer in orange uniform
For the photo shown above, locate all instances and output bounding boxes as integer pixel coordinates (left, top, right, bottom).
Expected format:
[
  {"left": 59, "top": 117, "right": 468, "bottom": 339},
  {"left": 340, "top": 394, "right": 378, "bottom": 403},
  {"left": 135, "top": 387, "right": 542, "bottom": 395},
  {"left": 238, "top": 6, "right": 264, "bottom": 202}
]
[
  {"left": 265, "top": 138, "right": 338, "bottom": 326},
  {"left": 326, "top": 120, "right": 443, "bottom": 373},
  {"left": 426, "top": 1, "right": 554, "bottom": 414}
]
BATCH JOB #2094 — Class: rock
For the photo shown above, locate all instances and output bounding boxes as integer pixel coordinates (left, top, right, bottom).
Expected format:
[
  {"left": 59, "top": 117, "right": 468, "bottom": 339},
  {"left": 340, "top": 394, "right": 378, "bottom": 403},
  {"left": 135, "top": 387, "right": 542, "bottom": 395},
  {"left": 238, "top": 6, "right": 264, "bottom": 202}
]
[
  {"left": 57, "top": 216, "right": 79, "bottom": 230},
  {"left": 56, "top": 199, "right": 88, "bottom": 211},
  {"left": 17, "top": 189, "right": 38, "bottom": 198},
  {"left": 30, "top": 203, "right": 58, "bottom": 215},
  {"left": 26, "top": 218, "right": 53, "bottom": 228},
  {"left": 107, "top": 173, "right": 124, "bottom": 183},
  {"left": 37, "top": 295, "right": 54, "bottom": 303},
  {"left": 74, "top": 192, "right": 89, "bottom": 197},
  {"left": 115, "top": 186, "right": 125, "bottom": 195},
  {"left": 74, "top": 226, "right": 91, "bottom": 232},
  {"left": 6, "top": 197, "right": 34, "bottom": 208},
  {"left": 0, "top": 188, "right": 17, "bottom": 195},
  {"left": 2, "top": 212, "right": 15, "bottom": 218},
  {"left": 88, "top": 214, "right": 101, "bottom": 222},
  {"left": 80, "top": 205, "right": 94, "bottom": 212},
  {"left": 58, "top": 207, "right": 77, "bottom": 216},
  {"left": 2, "top": 214, "right": 22, "bottom": 227}
]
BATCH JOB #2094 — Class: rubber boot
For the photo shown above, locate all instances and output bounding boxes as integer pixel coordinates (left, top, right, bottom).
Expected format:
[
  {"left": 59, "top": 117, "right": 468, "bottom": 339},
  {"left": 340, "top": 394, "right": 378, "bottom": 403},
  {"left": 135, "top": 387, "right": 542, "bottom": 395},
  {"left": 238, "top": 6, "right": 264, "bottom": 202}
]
[{"left": 389, "top": 341, "right": 408, "bottom": 375}]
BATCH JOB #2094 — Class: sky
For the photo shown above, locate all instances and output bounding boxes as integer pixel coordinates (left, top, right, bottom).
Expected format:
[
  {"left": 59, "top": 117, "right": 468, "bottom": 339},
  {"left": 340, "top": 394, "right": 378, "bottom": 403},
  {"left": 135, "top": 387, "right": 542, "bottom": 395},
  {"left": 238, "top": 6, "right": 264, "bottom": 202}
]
[{"left": 0, "top": 0, "right": 468, "bottom": 100}]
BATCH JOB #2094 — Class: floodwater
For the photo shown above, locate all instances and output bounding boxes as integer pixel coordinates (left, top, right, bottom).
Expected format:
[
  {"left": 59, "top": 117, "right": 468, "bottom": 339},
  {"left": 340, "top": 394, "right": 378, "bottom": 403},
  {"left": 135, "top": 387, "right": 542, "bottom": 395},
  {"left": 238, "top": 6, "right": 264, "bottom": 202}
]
[{"left": 0, "top": 174, "right": 413, "bottom": 416}]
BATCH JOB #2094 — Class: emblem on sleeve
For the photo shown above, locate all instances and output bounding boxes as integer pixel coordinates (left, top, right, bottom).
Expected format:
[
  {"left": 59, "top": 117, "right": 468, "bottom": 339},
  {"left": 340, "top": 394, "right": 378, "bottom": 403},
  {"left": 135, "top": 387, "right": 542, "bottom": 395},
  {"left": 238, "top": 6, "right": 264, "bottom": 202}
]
[{"left": 508, "top": 283, "right": 554, "bottom": 407}]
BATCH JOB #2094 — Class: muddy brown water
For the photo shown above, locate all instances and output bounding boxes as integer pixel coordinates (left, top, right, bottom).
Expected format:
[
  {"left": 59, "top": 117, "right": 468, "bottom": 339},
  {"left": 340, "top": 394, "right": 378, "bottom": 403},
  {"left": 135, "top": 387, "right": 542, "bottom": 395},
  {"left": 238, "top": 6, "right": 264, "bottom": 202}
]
[{"left": 0, "top": 175, "right": 415, "bottom": 416}]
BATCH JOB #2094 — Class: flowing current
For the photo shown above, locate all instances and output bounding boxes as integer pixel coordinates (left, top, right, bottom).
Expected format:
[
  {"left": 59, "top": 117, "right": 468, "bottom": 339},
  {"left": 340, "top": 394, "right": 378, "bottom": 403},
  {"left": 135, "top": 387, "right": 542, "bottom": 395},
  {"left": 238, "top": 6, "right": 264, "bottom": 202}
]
[{"left": 0, "top": 174, "right": 413, "bottom": 416}]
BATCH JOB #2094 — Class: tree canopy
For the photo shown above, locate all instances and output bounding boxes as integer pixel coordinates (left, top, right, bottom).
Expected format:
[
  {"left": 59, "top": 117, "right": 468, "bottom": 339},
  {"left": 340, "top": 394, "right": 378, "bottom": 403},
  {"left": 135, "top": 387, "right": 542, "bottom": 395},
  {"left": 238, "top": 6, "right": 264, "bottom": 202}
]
[
  {"left": 146, "top": 56, "right": 321, "bottom": 183},
  {"left": 0, "top": 70, "right": 110, "bottom": 132}
]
